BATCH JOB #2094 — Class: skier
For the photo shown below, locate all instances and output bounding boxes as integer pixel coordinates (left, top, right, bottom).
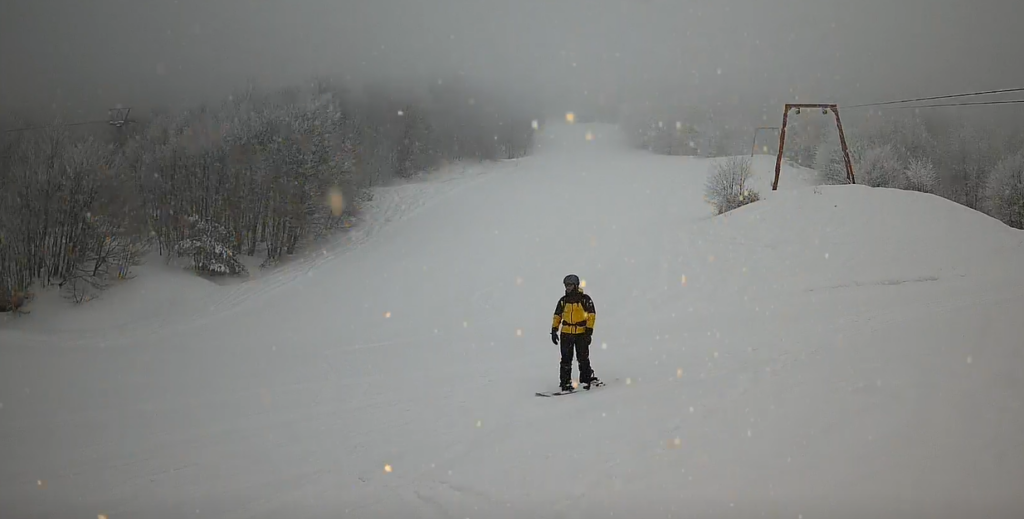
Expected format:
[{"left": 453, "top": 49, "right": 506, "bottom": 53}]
[{"left": 550, "top": 274, "right": 601, "bottom": 391}]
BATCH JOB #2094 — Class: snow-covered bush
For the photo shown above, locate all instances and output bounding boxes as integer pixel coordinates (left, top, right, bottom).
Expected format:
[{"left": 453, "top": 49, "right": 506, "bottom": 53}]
[
  {"left": 705, "top": 156, "right": 760, "bottom": 215},
  {"left": 984, "top": 152, "right": 1024, "bottom": 229}
]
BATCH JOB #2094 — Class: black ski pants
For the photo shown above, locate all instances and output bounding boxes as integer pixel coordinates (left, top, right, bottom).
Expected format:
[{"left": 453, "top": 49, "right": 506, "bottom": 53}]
[{"left": 560, "top": 332, "right": 594, "bottom": 385}]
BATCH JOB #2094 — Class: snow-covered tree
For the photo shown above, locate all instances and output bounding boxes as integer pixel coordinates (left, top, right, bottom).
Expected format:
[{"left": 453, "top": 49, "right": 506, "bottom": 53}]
[
  {"left": 173, "top": 215, "right": 247, "bottom": 275},
  {"left": 902, "top": 157, "right": 939, "bottom": 194},
  {"left": 984, "top": 152, "right": 1024, "bottom": 229},
  {"left": 857, "top": 143, "right": 905, "bottom": 188},
  {"left": 939, "top": 123, "right": 998, "bottom": 210},
  {"left": 814, "top": 129, "right": 865, "bottom": 185}
]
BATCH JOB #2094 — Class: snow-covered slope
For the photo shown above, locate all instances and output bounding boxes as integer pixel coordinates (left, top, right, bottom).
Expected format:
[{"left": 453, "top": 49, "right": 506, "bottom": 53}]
[{"left": 2, "top": 122, "right": 1022, "bottom": 518}]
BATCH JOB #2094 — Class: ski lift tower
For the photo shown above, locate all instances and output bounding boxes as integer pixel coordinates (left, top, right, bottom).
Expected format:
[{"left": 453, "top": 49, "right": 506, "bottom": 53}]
[
  {"left": 772, "top": 103, "right": 856, "bottom": 190},
  {"left": 108, "top": 107, "right": 131, "bottom": 128}
]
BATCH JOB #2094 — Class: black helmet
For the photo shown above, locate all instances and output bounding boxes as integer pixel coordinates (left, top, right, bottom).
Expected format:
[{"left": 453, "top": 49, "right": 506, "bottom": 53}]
[{"left": 563, "top": 274, "right": 580, "bottom": 286}]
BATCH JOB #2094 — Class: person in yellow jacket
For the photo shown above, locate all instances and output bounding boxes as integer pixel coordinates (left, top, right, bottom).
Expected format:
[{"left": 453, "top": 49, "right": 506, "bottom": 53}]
[{"left": 550, "top": 274, "right": 601, "bottom": 391}]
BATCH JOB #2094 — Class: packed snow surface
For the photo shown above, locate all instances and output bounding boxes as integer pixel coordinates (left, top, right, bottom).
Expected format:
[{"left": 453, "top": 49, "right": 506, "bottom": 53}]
[{"left": 2, "top": 122, "right": 1023, "bottom": 518}]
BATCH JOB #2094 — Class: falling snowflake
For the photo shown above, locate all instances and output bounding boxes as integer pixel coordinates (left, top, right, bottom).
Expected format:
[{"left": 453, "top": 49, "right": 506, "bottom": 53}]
[{"left": 384, "top": 311, "right": 391, "bottom": 318}]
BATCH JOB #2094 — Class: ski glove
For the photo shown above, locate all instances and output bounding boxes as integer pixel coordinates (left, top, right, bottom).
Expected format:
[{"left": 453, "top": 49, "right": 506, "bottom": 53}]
[{"left": 551, "top": 328, "right": 559, "bottom": 345}]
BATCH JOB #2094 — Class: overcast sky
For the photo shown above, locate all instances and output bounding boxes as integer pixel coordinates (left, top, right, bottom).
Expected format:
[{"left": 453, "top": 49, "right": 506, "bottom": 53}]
[{"left": 2, "top": 0, "right": 1022, "bottom": 120}]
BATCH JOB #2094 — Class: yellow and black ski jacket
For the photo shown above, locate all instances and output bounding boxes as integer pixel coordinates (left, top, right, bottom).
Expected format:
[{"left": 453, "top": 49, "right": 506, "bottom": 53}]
[{"left": 552, "top": 290, "right": 596, "bottom": 335}]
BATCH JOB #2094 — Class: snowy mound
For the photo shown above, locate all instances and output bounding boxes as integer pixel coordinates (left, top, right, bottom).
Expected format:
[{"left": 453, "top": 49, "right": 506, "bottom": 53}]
[{"left": 691, "top": 183, "right": 1024, "bottom": 295}]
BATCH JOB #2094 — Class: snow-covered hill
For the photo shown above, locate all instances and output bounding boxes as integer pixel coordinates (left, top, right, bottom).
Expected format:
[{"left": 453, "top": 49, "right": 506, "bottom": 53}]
[{"left": 2, "top": 122, "right": 1022, "bottom": 518}]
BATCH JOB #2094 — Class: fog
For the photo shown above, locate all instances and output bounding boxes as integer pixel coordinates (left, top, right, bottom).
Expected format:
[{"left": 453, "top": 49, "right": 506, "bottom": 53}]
[{"left": 2, "top": 0, "right": 1023, "bottom": 120}]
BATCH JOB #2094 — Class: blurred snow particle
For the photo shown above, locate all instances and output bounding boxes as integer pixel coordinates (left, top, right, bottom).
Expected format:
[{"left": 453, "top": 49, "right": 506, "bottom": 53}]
[
  {"left": 825, "top": 252, "right": 830, "bottom": 259},
  {"left": 681, "top": 274, "right": 687, "bottom": 286},
  {"left": 531, "top": 120, "right": 539, "bottom": 130},
  {"left": 565, "top": 112, "right": 575, "bottom": 123},
  {"left": 677, "top": 368, "right": 683, "bottom": 378},
  {"left": 384, "top": 311, "right": 391, "bottom": 318},
  {"left": 689, "top": 406, "right": 694, "bottom": 413},
  {"left": 967, "top": 355, "right": 972, "bottom": 364},
  {"left": 328, "top": 186, "right": 345, "bottom": 216},
  {"left": 516, "top": 329, "right": 522, "bottom": 337},
  {"left": 397, "top": 110, "right": 404, "bottom": 116},
  {"left": 476, "top": 420, "right": 482, "bottom": 428},
  {"left": 384, "top": 464, "right": 393, "bottom": 473},
  {"left": 601, "top": 342, "right": 608, "bottom": 350},
  {"left": 626, "top": 377, "right": 632, "bottom": 385}
]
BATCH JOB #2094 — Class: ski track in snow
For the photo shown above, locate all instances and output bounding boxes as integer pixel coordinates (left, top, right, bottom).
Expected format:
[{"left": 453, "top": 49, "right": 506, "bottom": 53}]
[{"left": 2, "top": 122, "right": 1023, "bottom": 518}]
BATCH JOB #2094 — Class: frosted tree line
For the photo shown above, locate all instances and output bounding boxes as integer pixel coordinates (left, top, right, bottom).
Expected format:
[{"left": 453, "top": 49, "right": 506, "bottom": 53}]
[
  {"left": 622, "top": 102, "right": 1024, "bottom": 227},
  {"left": 0, "top": 78, "right": 537, "bottom": 311}
]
